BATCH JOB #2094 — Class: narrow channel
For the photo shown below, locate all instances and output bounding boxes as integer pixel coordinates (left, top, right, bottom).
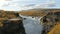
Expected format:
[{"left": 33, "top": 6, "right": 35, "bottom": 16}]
[{"left": 20, "top": 14, "right": 43, "bottom": 34}]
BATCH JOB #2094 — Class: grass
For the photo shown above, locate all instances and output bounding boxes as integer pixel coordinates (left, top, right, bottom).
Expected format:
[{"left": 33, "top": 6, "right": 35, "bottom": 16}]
[
  {"left": 48, "top": 21, "right": 60, "bottom": 34},
  {"left": 19, "top": 9, "right": 60, "bottom": 17}
]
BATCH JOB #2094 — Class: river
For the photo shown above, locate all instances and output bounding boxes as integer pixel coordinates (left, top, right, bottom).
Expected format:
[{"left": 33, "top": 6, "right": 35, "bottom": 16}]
[{"left": 19, "top": 14, "right": 43, "bottom": 34}]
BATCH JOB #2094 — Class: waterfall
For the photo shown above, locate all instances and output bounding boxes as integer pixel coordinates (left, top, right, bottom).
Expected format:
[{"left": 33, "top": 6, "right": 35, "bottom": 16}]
[{"left": 19, "top": 14, "right": 43, "bottom": 34}]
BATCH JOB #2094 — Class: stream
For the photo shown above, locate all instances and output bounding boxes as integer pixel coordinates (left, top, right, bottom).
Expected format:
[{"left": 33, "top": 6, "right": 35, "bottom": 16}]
[{"left": 19, "top": 14, "right": 43, "bottom": 34}]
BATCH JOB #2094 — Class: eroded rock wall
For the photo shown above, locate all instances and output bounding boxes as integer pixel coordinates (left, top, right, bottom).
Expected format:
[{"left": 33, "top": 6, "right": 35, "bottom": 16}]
[
  {"left": 0, "top": 11, "right": 26, "bottom": 34},
  {"left": 41, "top": 12, "right": 60, "bottom": 34}
]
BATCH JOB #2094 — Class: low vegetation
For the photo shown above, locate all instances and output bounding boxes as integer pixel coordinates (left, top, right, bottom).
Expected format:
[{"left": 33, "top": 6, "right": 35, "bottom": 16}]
[
  {"left": 0, "top": 10, "right": 21, "bottom": 27},
  {"left": 19, "top": 9, "right": 60, "bottom": 17}
]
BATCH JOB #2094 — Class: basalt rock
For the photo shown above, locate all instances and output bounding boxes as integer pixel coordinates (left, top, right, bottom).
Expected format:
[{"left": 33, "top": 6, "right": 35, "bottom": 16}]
[
  {"left": 0, "top": 11, "right": 26, "bottom": 34},
  {"left": 0, "top": 19, "right": 26, "bottom": 34},
  {"left": 41, "top": 12, "right": 60, "bottom": 34}
]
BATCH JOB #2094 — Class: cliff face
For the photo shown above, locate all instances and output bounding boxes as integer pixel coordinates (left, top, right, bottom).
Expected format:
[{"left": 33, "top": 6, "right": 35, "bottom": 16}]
[
  {"left": 0, "top": 10, "right": 26, "bottom": 34},
  {"left": 0, "top": 20, "right": 26, "bottom": 34},
  {"left": 48, "top": 12, "right": 60, "bottom": 34},
  {"left": 41, "top": 11, "right": 60, "bottom": 34},
  {"left": 0, "top": 10, "right": 20, "bottom": 27}
]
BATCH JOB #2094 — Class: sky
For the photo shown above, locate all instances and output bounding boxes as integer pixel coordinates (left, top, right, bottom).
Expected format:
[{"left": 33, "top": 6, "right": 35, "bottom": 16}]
[{"left": 0, "top": 0, "right": 60, "bottom": 11}]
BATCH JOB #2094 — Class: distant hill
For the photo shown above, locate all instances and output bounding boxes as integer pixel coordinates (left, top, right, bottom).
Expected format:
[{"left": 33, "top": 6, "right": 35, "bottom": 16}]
[{"left": 19, "top": 9, "right": 60, "bottom": 17}]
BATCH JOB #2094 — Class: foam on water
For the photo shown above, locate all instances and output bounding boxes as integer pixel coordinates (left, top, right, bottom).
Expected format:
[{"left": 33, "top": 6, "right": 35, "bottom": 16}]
[{"left": 20, "top": 15, "right": 43, "bottom": 34}]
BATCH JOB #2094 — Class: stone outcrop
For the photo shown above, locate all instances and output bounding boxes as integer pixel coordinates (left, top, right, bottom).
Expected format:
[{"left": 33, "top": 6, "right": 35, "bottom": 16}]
[
  {"left": 0, "top": 19, "right": 26, "bottom": 34},
  {"left": 41, "top": 11, "right": 60, "bottom": 34},
  {"left": 0, "top": 11, "right": 26, "bottom": 34}
]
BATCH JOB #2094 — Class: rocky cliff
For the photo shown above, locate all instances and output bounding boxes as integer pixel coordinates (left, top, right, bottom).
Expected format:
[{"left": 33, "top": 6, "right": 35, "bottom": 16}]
[
  {"left": 0, "top": 10, "right": 26, "bottom": 34},
  {"left": 41, "top": 11, "right": 60, "bottom": 34}
]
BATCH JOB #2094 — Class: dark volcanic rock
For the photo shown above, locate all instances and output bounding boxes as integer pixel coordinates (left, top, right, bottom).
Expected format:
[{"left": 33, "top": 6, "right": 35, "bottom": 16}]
[
  {"left": 41, "top": 12, "right": 60, "bottom": 34},
  {"left": 0, "top": 11, "right": 26, "bottom": 34},
  {"left": 0, "top": 19, "right": 26, "bottom": 34}
]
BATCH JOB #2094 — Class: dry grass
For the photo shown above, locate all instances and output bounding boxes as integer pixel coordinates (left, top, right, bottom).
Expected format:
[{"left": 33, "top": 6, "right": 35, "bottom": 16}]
[
  {"left": 0, "top": 10, "right": 20, "bottom": 27},
  {"left": 19, "top": 9, "right": 60, "bottom": 17},
  {"left": 48, "top": 21, "right": 60, "bottom": 34},
  {"left": 20, "top": 11, "right": 46, "bottom": 16},
  {"left": 19, "top": 10, "right": 48, "bottom": 17}
]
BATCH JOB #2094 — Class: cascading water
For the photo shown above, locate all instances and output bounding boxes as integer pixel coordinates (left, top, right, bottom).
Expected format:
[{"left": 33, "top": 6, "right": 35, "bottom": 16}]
[{"left": 20, "top": 14, "right": 43, "bottom": 34}]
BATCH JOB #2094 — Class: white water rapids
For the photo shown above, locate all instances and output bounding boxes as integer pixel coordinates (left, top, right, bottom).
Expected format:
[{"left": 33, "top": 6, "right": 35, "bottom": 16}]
[{"left": 20, "top": 14, "right": 43, "bottom": 34}]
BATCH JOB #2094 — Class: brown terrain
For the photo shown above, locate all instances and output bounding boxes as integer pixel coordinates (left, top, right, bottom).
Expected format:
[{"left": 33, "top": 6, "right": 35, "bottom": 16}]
[
  {"left": 41, "top": 11, "right": 60, "bottom": 34},
  {"left": 19, "top": 9, "right": 60, "bottom": 17},
  {"left": 0, "top": 9, "right": 60, "bottom": 34},
  {"left": 0, "top": 10, "right": 26, "bottom": 34},
  {"left": 19, "top": 9, "right": 60, "bottom": 34},
  {"left": 0, "top": 10, "right": 20, "bottom": 27},
  {"left": 19, "top": 9, "right": 49, "bottom": 17},
  {"left": 48, "top": 21, "right": 60, "bottom": 34}
]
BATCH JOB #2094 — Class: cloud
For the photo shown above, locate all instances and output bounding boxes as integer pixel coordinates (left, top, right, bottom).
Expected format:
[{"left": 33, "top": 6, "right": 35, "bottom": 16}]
[{"left": 0, "top": 0, "right": 56, "bottom": 11}]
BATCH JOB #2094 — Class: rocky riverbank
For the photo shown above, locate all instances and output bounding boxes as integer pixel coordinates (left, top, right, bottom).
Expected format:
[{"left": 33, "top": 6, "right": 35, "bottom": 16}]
[
  {"left": 41, "top": 11, "right": 60, "bottom": 34},
  {"left": 0, "top": 11, "right": 26, "bottom": 34}
]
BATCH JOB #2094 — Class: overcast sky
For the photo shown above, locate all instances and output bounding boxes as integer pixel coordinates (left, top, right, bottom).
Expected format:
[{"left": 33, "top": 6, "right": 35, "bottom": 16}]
[{"left": 0, "top": 0, "right": 60, "bottom": 11}]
